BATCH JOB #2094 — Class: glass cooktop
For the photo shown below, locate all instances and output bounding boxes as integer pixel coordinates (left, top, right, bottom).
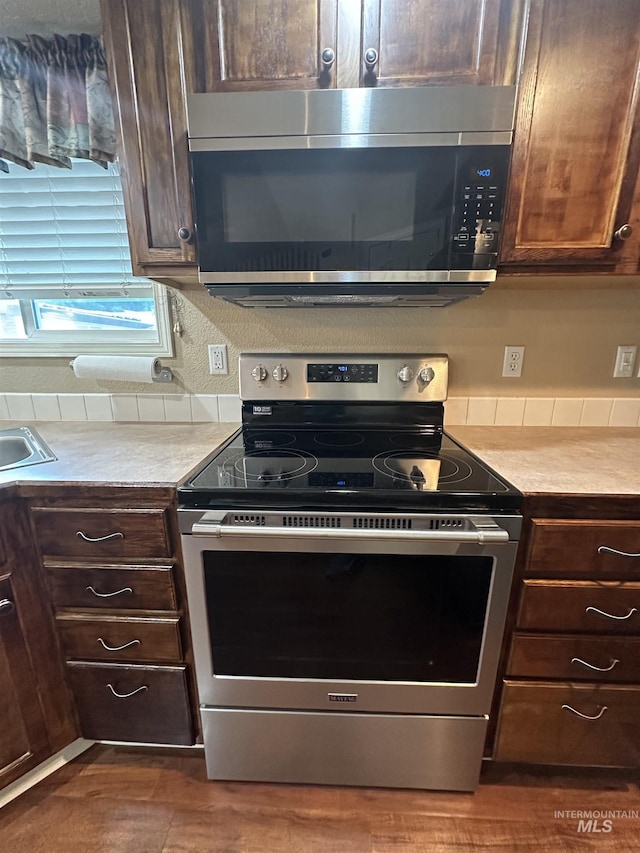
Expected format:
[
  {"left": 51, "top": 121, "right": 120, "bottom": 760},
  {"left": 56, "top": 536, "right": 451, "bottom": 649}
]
[{"left": 178, "top": 428, "right": 521, "bottom": 512}]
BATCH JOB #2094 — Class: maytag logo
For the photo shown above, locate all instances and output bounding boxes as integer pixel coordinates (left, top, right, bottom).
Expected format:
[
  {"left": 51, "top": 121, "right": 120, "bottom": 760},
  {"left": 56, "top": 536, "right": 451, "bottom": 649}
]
[
  {"left": 252, "top": 405, "right": 272, "bottom": 415},
  {"left": 328, "top": 693, "right": 358, "bottom": 703}
]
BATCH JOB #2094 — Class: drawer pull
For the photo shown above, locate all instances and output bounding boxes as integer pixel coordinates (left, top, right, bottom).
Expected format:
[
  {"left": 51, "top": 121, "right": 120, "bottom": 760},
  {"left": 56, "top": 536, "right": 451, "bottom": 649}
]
[
  {"left": 561, "top": 704, "right": 608, "bottom": 721},
  {"left": 598, "top": 545, "right": 640, "bottom": 558},
  {"left": 76, "top": 530, "right": 124, "bottom": 543},
  {"left": 586, "top": 605, "right": 637, "bottom": 621},
  {"left": 97, "top": 637, "right": 141, "bottom": 652},
  {"left": 86, "top": 585, "right": 133, "bottom": 599},
  {"left": 571, "top": 656, "right": 619, "bottom": 672},
  {"left": 107, "top": 683, "right": 148, "bottom": 699},
  {"left": 0, "top": 598, "right": 15, "bottom": 615}
]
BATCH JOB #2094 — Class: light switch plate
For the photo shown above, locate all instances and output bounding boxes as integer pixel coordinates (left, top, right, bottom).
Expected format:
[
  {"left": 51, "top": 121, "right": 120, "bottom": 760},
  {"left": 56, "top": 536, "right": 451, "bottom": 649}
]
[{"left": 613, "top": 345, "right": 637, "bottom": 378}]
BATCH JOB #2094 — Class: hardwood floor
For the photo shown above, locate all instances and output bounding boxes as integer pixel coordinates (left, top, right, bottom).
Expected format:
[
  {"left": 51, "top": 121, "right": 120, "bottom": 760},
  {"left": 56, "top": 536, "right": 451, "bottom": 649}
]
[{"left": 1, "top": 745, "right": 639, "bottom": 851}]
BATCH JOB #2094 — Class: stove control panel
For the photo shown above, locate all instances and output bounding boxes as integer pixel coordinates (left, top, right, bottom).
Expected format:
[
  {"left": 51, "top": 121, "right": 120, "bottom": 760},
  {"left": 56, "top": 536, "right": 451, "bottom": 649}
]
[{"left": 240, "top": 353, "right": 449, "bottom": 402}]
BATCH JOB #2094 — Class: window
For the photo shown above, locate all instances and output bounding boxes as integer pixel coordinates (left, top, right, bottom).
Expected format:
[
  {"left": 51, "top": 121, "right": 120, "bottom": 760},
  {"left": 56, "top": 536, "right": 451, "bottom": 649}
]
[{"left": 0, "top": 159, "right": 173, "bottom": 357}]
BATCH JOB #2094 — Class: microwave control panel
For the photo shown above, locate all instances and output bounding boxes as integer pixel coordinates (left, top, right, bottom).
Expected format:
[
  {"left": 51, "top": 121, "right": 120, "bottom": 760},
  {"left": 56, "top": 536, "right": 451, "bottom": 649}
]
[{"left": 451, "top": 147, "right": 509, "bottom": 270}]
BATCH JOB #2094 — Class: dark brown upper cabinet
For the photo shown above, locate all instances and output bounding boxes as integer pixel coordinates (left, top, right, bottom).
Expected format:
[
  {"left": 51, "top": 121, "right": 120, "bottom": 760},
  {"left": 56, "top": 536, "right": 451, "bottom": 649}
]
[
  {"left": 194, "top": 1, "right": 522, "bottom": 91},
  {"left": 499, "top": 0, "right": 640, "bottom": 272},
  {"left": 189, "top": 0, "right": 339, "bottom": 91},
  {"left": 361, "top": 0, "right": 519, "bottom": 88},
  {"left": 101, "top": 0, "right": 198, "bottom": 273}
]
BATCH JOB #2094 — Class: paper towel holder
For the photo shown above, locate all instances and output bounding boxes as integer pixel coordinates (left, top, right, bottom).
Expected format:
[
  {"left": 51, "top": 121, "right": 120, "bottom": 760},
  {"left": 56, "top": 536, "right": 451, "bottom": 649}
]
[{"left": 68, "top": 358, "right": 174, "bottom": 383}]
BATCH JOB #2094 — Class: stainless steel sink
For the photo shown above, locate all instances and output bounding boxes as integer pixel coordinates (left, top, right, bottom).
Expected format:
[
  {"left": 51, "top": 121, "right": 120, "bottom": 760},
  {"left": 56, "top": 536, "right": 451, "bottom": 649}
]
[{"left": 0, "top": 427, "right": 57, "bottom": 472}]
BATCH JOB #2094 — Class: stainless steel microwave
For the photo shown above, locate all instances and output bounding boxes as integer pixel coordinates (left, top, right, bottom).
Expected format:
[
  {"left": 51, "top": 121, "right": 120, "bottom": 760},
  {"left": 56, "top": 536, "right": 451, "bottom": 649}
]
[{"left": 186, "top": 86, "right": 516, "bottom": 307}]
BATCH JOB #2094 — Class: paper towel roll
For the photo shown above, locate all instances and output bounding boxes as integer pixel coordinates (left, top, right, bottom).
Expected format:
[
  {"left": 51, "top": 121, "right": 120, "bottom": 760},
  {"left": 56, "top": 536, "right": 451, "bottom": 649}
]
[{"left": 71, "top": 355, "right": 161, "bottom": 383}]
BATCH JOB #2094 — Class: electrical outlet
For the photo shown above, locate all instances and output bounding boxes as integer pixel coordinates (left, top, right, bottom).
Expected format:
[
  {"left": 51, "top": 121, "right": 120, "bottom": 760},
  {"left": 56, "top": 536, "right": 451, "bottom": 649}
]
[
  {"left": 208, "top": 344, "right": 228, "bottom": 375},
  {"left": 502, "top": 346, "right": 525, "bottom": 378},
  {"left": 613, "top": 345, "right": 637, "bottom": 378}
]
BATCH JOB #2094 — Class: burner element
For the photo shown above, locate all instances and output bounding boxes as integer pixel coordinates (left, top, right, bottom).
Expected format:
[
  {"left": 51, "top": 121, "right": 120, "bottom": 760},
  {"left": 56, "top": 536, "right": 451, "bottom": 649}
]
[
  {"left": 313, "top": 431, "right": 365, "bottom": 448},
  {"left": 373, "top": 451, "right": 442, "bottom": 491},
  {"left": 236, "top": 449, "right": 318, "bottom": 483}
]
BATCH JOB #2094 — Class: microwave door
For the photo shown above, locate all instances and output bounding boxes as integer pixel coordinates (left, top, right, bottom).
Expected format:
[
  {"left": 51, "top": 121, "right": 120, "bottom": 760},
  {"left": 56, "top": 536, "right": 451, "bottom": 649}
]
[{"left": 191, "top": 146, "right": 458, "bottom": 276}]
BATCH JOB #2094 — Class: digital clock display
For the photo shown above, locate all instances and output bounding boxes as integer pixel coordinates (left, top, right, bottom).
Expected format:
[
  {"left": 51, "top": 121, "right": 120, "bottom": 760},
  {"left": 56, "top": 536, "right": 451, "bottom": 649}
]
[
  {"left": 476, "top": 168, "right": 491, "bottom": 177},
  {"left": 307, "top": 363, "right": 379, "bottom": 383}
]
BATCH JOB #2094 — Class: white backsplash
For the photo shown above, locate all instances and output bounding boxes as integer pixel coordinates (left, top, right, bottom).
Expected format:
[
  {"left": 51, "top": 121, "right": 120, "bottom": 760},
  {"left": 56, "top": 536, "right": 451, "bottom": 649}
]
[{"left": 0, "top": 393, "right": 638, "bottom": 426}]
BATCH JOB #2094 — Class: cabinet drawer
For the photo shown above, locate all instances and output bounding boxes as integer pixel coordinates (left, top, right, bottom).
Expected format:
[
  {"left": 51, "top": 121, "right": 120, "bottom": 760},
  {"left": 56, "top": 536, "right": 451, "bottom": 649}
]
[
  {"left": 66, "top": 661, "right": 193, "bottom": 745},
  {"left": 527, "top": 520, "right": 640, "bottom": 578},
  {"left": 57, "top": 613, "right": 182, "bottom": 663},
  {"left": 518, "top": 580, "right": 640, "bottom": 635},
  {"left": 508, "top": 633, "right": 640, "bottom": 681},
  {"left": 46, "top": 564, "right": 177, "bottom": 611},
  {"left": 496, "top": 681, "right": 640, "bottom": 766},
  {"left": 31, "top": 508, "right": 171, "bottom": 559}
]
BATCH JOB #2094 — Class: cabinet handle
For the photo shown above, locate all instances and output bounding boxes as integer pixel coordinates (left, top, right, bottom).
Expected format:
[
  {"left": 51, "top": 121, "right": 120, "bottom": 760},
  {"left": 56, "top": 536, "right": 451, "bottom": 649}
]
[
  {"left": 598, "top": 545, "right": 640, "bottom": 558},
  {"left": 86, "top": 585, "right": 133, "bottom": 599},
  {"left": 106, "top": 683, "right": 148, "bottom": 699},
  {"left": 97, "top": 637, "right": 141, "bottom": 652},
  {"left": 571, "top": 656, "right": 619, "bottom": 672},
  {"left": 76, "top": 530, "right": 124, "bottom": 543},
  {"left": 177, "top": 226, "right": 194, "bottom": 243},
  {"left": 613, "top": 224, "right": 633, "bottom": 241},
  {"left": 0, "top": 598, "right": 15, "bottom": 615},
  {"left": 586, "top": 605, "right": 637, "bottom": 621},
  {"left": 562, "top": 704, "right": 608, "bottom": 721},
  {"left": 320, "top": 47, "right": 335, "bottom": 69},
  {"left": 364, "top": 47, "right": 379, "bottom": 71}
]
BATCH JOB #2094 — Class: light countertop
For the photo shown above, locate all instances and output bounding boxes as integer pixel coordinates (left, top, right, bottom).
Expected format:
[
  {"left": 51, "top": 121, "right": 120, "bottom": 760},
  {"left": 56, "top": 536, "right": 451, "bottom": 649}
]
[
  {"left": 0, "top": 421, "right": 239, "bottom": 487},
  {"left": 0, "top": 421, "right": 638, "bottom": 496},
  {"left": 448, "top": 426, "right": 640, "bottom": 495}
]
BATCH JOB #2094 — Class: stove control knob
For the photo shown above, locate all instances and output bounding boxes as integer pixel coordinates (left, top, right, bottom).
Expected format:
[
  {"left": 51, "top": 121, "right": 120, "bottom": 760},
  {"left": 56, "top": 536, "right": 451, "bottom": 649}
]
[
  {"left": 251, "top": 365, "right": 267, "bottom": 382},
  {"left": 418, "top": 367, "right": 435, "bottom": 385},
  {"left": 397, "top": 365, "right": 414, "bottom": 383},
  {"left": 272, "top": 364, "right": 289, "bottom": 383}
]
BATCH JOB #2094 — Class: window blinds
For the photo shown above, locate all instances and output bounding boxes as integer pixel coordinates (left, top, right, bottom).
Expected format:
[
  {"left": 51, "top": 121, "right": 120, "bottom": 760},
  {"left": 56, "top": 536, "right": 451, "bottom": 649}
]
[{"left": 0, "top": 159, "right": 151, "bottom": 298}]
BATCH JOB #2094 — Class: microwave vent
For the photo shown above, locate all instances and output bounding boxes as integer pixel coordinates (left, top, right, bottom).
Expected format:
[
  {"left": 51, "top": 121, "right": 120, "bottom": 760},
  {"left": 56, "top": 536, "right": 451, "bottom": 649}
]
[{"left": 232, "top": 249, "right": 324, "bottom": 272}]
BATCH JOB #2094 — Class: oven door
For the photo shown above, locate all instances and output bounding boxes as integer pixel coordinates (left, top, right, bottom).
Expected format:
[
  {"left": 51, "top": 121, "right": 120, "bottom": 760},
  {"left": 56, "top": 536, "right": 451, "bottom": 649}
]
[{"left": 180, "top": 510, "right": 519, "bottom": 717}]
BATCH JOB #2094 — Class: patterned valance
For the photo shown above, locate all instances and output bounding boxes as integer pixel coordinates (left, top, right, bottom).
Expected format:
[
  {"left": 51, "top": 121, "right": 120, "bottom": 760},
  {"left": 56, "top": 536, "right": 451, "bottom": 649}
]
[{"left": 0, "top": 33, "right": 116, "bottom": 171}]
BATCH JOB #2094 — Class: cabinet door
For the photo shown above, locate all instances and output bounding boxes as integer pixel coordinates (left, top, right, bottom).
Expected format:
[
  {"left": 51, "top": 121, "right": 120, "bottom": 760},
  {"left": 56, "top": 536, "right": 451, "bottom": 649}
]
[
  {"left": 187, "top": 0, "right": 339, "bottom": 92},
  {"left": 0, "top": 575, "right": 51, "bottom": 789},
  {"left": 101, "top": 0, "right": 197, "bottom": 273},
  {"left": 361, "top": 0, "right": 514, "bottom": 87},
  {"left": 500, "top": 0, "right": 640, "bottom": 268}
]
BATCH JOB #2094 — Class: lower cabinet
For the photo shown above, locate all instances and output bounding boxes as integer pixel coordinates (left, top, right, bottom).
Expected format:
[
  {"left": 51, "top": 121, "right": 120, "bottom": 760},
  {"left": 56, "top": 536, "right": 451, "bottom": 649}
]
[
  {"left": 66, "top": 662, "right": 193, "bottom": 744},
  {"left": 494, "top": 513, "right": 640, "bottom": 767},
  {"left": 0, "top": 575, "right": 51, "bottom": 786},
  {"left": 497, "top": 682, "right": 640, "bottom": 767},
  {"left": 29, "top": 490, "right": 196, "bottom": 747},
  {"left": 0, "top": 494, "right": 78, "bottom": 792}
]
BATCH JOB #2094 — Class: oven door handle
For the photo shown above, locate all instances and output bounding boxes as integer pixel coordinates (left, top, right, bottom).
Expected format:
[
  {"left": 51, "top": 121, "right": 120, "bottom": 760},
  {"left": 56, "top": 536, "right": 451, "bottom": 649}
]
[{"left": 190, "top": 518, "right": 509, "bottom": 544}]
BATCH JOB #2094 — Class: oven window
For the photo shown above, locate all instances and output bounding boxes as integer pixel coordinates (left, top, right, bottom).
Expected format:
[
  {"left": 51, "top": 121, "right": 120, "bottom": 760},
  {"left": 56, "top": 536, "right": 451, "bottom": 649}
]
[{"left": 203, "top": 552, "right": 493, "bottom": 683}]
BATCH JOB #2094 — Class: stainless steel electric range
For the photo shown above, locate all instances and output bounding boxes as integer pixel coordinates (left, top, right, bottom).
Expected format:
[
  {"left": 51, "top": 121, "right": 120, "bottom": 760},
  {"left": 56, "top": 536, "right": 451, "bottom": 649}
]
[{"left": 178, "top": 354, "right": 521, "bottom": 792}]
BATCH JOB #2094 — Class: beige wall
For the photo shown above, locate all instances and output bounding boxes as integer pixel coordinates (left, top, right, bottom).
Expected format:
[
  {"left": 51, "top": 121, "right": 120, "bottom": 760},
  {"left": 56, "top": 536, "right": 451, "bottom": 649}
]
[{"left": 2, "top": 275, "right": 640, "bottom": 397}]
